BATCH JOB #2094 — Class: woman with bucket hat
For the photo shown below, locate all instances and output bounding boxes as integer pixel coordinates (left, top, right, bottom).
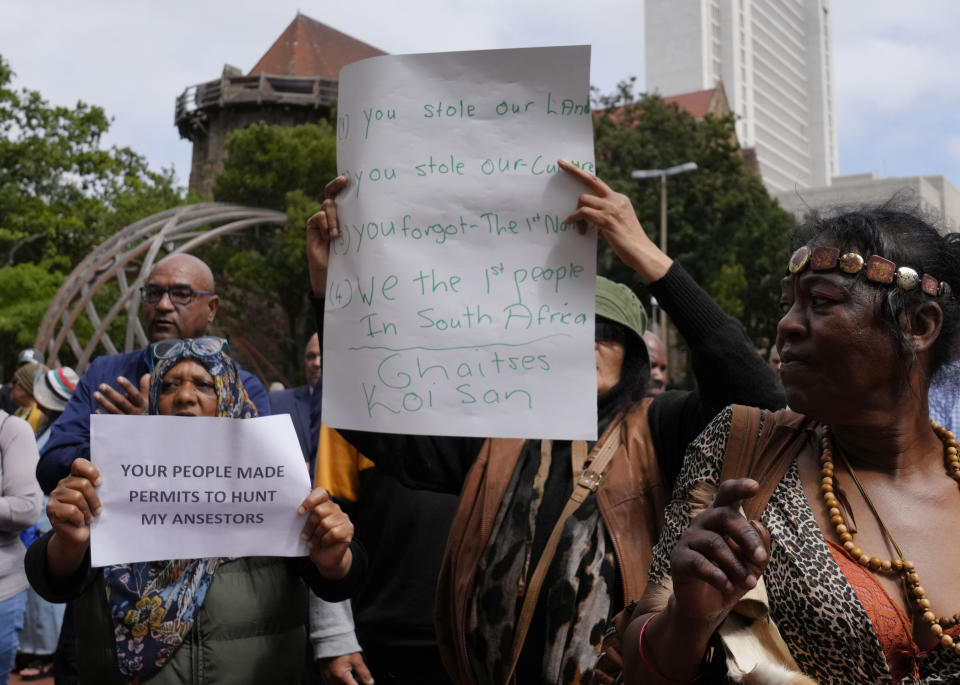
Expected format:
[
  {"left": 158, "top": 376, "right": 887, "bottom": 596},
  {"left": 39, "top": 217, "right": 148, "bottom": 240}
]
[{"left": 304, "top": 162, "right": 786, "bottom": 684}]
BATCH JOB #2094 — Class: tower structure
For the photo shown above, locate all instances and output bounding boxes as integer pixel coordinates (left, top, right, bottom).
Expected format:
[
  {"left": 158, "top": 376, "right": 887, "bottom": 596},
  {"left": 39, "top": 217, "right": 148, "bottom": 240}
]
[
  {"left": 175, "top": 14, "right": 385, "bottom": 196},
  {"left": 645, "top": 0, "right": 837, "bottom": 192}
]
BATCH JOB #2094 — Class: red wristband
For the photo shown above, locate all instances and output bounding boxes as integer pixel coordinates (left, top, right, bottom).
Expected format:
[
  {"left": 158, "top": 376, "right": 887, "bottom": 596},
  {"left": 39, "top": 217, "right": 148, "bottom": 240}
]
[{"left": 637, "top": 612, "right": 696, "bottom": 683}]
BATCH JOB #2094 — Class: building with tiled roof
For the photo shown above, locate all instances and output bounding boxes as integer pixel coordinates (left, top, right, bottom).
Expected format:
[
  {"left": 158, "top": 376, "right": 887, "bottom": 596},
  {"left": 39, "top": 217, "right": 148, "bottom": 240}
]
[
  {"left": 599, "top": 84, "right": 760, "bottom": 176},
  {"left": 601, "top": 84, "right": 731, "bottom": 127},
  {"left": 662, "top": 87, "right": 729, "bottom": 119},
  {"left": 175, "top": 14, "right": 385, "bottom": 195},
  {"left": 249, "top": 13, "right": 384, "bottom": 79}
]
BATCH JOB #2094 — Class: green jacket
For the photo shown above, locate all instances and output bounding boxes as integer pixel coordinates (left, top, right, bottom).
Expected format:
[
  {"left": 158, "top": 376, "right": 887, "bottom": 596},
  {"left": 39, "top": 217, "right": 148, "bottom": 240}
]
[
  {"left": 25, "top": 532, "right": 366, "bottom": 684},
  {"left": 74, "top": 557, "right": 307, "bottom": 684}
]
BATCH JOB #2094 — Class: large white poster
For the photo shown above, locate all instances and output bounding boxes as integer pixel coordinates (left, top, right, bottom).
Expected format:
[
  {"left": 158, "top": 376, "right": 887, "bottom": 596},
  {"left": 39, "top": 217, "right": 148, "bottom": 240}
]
[
  {"left": 323, "top": 45, "right": 598, "bottom": 440},
  {"left": 90, "top": 414, "right": 312, "bottom": 566}
]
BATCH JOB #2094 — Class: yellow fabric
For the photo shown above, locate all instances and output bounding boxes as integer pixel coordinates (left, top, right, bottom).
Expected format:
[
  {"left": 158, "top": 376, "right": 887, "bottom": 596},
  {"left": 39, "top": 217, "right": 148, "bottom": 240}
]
[
  {"left": 16, "top": 405, "right": 46, "bottom": 435},
  {"left": 313, "top": 424, "right": 373, "bottom": 501}
]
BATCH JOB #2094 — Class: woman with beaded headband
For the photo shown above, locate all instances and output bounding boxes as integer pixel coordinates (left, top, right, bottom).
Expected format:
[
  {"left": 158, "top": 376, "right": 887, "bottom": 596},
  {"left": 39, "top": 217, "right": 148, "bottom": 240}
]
[
  {"left": 25, "top": 338, "right": 367, "bottom": 684},
  {"left": 623, "top": 205, "right": 960, "bottom": 684}
]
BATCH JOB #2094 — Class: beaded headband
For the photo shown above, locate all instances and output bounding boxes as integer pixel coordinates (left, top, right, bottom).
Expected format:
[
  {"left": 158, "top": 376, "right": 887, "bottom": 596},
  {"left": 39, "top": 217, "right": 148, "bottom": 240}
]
[{"left": 788, "top": 245, "right": 953, "bottom": 299}]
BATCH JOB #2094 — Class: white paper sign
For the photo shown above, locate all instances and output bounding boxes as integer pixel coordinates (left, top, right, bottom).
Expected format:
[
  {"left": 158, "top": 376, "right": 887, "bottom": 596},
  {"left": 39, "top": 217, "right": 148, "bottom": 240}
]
[
  {"left": 90, "top": 414, "right": 311, "bottom": 566},
  {"left": 323, "top": 45, "right": 598, "bottom": 440}
]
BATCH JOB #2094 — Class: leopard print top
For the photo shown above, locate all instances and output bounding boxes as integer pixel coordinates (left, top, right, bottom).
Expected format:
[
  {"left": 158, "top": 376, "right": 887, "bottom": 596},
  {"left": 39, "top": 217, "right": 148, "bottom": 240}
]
[{"left": 647, "top": 408, "right": 960, "bottom": 684}]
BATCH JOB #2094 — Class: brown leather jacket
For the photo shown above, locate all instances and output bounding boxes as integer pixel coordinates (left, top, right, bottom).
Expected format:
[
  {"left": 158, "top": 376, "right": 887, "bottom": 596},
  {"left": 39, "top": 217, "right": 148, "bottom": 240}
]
[{"left": 434, "top": 399, "right": 669, "bottom": 684}]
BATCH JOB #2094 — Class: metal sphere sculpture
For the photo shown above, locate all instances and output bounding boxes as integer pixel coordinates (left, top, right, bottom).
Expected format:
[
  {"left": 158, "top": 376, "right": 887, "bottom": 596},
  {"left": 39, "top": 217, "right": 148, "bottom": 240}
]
[{"left": 35, "top": 202, "right": 287, "bottom": 372}]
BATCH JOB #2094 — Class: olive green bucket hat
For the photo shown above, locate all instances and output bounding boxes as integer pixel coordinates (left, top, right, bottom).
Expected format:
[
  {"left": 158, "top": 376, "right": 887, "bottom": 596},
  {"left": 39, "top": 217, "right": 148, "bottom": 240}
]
[{"left": 595, "top": 276, "right": 647, "bottom": 343}]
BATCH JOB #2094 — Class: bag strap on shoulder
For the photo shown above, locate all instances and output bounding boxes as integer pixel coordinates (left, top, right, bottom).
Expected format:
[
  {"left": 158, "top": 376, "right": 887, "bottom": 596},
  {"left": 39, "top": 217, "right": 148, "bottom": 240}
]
[
  {"left": 504, "top": 421, "right": 624, "bottom": 684},
  {"left": 721, "top": 405, "right": 813, "bottom": 522}
]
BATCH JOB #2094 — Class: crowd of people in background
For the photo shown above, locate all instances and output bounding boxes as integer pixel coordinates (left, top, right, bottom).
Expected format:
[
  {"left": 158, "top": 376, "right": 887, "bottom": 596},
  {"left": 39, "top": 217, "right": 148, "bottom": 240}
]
[{"left": 1, "top": 162, "right": 960, "bottom": 685}]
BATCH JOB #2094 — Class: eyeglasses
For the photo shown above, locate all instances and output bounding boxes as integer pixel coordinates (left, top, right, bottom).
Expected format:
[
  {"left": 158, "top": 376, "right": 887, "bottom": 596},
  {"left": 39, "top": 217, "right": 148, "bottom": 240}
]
[
  {"left": 140, "top": 284, "right": 214, "bottom": 306},
  {"left": 150, "top": 337, "right": 230, "bottom": 366}
]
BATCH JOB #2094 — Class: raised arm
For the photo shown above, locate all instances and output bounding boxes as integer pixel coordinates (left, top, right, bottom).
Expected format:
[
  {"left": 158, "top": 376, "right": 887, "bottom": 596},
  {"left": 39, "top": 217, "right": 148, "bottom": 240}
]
[
  {"left": 645, "top": 262, "right": 785, "bottom": 485},
  {"left": 558, "top": 159, "right": 784, "bottom": 486},
  {"left": 559, "top": 159, "right": 672, "bottom": 285},
  {"left": 304, "top": 177, "right": 485, "bottom": 494},
  {"left": 306, "top": 175, "right": 349, "bottom": 299}
]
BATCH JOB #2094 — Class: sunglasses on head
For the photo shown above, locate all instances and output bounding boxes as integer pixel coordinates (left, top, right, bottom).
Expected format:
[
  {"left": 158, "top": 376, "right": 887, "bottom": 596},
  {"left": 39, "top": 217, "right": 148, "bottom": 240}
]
[{"left": 150, "top": 337, "right": 230, "bottom": 368}]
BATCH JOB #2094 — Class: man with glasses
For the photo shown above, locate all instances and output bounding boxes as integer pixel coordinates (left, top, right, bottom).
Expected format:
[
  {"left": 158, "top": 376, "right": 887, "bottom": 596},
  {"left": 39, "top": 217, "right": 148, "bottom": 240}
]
[{"left": 36, "top": 253, "right": 270, "bottom": 493}]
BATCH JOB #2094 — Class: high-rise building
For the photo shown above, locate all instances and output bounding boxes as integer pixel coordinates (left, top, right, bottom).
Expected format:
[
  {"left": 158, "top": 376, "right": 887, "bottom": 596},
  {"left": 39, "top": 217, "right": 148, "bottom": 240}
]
[
  {"left": 645, "top": 0, "right": 837, "bottom": 193},
  {"left": 775, "top": 173, "right": 960, "bottom": 234}
]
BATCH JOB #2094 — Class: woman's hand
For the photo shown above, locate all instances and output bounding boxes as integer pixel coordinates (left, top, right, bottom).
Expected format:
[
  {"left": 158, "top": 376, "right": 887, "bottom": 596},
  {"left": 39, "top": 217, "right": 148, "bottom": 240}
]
[
  {"left": 559, "top": 159, "right": 672, "bottom": 283},
  {"left": 622, "top": 479, "right": 771, "bottom": 684},
  {"left": 298, "top": 487, "right": 354, "bottom": 580},
  {"left": 305, "top": 175, "right": 349, "bottom": 297},
  {"left": 669, "top": 478, "right": 771, "bottom": 625},
  {"left": 319, "top": 652, "right": 374, "bottom": 685},
  {"left": 48, "top": 458, "right": 102, "bottom": 546},
  {"left": 46, "top": 458, "right": 102, "bottom": 578}
]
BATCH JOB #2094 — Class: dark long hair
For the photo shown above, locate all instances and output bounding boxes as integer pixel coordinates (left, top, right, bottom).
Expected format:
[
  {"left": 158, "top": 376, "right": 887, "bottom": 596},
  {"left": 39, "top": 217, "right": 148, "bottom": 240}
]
[{"left": 597, "top": 318, "right": 650, "bottom": 421}]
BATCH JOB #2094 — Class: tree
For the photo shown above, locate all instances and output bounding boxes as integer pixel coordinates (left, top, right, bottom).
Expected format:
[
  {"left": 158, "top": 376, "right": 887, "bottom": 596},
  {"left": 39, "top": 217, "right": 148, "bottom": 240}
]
[
  {"left": 208, "top": 121, "right": 337, "bottom": 383},
  {"left": 0, "top": 54, "right": 182, "bottom": 374},
  {"left": 0, "top": 56, "right": 181, "bottom": 268},
  {"left": 592, "top": 80, "right": 794, "bottom": 349}
]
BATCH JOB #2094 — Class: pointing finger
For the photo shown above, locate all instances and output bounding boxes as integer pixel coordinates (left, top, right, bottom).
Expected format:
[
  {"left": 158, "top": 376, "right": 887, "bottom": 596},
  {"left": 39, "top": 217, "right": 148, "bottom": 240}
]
[{"left": 558, "top": 159, "right": 610, "bottom": 195}]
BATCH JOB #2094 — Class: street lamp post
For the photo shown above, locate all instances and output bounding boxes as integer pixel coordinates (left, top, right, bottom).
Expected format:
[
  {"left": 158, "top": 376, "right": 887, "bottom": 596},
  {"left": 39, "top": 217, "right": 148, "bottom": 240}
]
[{"left": 630, "top": 162, "right": 697, "bottom": 355}]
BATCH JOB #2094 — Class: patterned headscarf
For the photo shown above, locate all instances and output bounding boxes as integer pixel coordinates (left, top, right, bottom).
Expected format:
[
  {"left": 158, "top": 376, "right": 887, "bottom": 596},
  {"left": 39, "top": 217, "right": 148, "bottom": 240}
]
[
  {"left": 105, "top": 340, "right": 256, "bottom": 679},
  {"left": 146, "top": 340, "right": 257, "bottom": 418}
]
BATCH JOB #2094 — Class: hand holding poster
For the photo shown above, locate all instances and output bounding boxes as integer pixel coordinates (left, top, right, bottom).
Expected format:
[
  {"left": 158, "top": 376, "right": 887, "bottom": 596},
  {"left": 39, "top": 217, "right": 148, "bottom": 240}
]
[
  {"left": 90, "top": 414, "right": 312, "bottom": 566},
  {"left": 323, "top": 45, "right": 598, "bottom": 440}
]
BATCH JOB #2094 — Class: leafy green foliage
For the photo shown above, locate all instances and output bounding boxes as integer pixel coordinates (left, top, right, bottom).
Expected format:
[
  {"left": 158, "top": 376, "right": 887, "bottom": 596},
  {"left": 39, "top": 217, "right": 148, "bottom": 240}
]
[
  {"left": 0, "top": 56, "right": 181, "bottom": 267},
  {"left": 0, "top": 259, "right": 68, "bottom": 348},
  {"left": 0, "top": 54, "right": 182, "bottom": 375},
  {"left": 209, "top": 123, "right": 337, "bottom": 380},
  {"left": 592, "top": 80, "right": 794, "bottom": 347},
  {"left": 213, "top": 122, "right": 336, "bottom": 210}
]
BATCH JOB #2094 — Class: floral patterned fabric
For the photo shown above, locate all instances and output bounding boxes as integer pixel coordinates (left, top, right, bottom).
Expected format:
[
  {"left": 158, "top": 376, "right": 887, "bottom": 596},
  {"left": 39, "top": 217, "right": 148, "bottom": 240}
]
[
  {"left": 106, "top": 343, "right": 255, "bottom": 679},
  {"left": 104, "top": 558, "right": 224, "bottom": 677},
  {"left": 146, "top": 340, "right": 257, "bottom": 419}
]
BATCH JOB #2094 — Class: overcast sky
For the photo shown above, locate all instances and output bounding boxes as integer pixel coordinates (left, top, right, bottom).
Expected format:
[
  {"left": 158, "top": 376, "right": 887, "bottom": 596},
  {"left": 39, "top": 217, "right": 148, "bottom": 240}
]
[{"left": 2, "top": 0, "right": 958, "bottom": 191}]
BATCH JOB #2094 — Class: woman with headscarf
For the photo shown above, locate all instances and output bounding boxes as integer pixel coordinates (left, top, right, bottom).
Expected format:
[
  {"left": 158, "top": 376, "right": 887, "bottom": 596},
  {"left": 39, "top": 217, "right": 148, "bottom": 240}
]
[
  {"left": 624, "top": 206, "right": 960, "bottom": 684},
  {"left": 303, "top": 162, "right": 784, "bottom": 684},
  {"left": 26, "top": 338, "right": 365, "bottom": 684}
]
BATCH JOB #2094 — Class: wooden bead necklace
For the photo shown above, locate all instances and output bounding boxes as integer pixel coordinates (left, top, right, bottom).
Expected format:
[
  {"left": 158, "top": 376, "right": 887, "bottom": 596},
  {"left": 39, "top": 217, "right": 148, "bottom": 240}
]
[{"left": 820, "top": 421, "right": 960, "bottom": 653}]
